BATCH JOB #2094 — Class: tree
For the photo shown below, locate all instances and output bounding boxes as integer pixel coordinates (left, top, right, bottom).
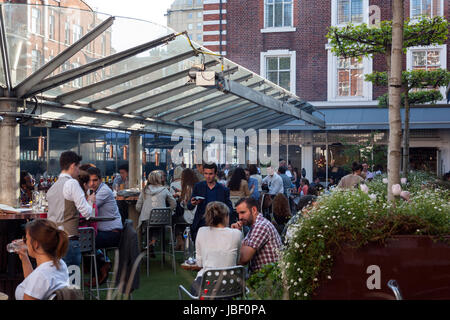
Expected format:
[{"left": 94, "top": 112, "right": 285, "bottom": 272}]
[
  {"left": 366, "top": 69, "right": 450, "bottom": 176},
  {"left": 327, "top": 12, "right": 448, "bottom": 201}
]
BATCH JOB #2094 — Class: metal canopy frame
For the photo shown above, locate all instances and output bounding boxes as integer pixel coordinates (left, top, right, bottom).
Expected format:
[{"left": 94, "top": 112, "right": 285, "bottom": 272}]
[{"left": 0, "top": 3, "right": 325, "bottom": 134}]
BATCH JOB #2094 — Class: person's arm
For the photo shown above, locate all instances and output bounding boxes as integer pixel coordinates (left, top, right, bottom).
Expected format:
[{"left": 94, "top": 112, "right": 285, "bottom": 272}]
[
  {"left": 166, "top": 190, "right": 177, "bottom": 210},
  {"left": 187, "top": 183, "right": 199, "bottom": 210},
  {"left": 63, "top": 179, "right": 93, "bottom": 218},
  {"left": 195, "top": 231, "right": 202, "bottom": 267},
  {"left": 239, "top": 245, "right": 256, "bottom": 266},
  {"left": 135, "top": 191, "right": 144, "bottom": 212},
  {"left": 95, "top": 185, "right": 108, "bottom": 209},
  {"left": 17, "top": 247, "right": 33, "bottom": 278},
  {"left": 242, "top": 180, "right": 251, "bottom": 197}
]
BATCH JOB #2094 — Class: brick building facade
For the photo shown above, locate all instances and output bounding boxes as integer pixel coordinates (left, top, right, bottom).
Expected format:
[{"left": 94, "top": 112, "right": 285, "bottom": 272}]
[{"left": 203, "top": 0, "right": 450, "bottom": 181}]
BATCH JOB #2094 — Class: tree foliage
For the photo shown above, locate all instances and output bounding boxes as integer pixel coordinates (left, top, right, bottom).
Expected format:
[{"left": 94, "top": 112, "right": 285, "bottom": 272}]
[{"left": 326, "top": 16, "right": 448, "bottom": 58}]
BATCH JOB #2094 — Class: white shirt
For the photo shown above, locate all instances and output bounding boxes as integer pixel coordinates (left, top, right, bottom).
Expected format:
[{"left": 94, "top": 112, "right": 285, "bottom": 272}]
[
  {"left": 286, "top": 170, "right": 293, "bottom": 178},
  {"left": 62, "top": 175, "right": 93, "bottom": 218},
  {"left": 262, "top": 173, "right": 284, "bottom": 195},
  {"left": 250, "top": 174, "right": 263, "bottom": 192},
  {"left": 195, "top": 227, "right": 243, "bottom": 278},
  {"left": 15, "top": 260, "right": 69, "bottom": 300}
]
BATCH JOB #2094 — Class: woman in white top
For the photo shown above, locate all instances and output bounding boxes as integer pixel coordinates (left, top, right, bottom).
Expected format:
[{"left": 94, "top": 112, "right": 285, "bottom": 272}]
[
  {"left": 191, "top": 201, "right": 243, "bottom": 295},
  {"left": 15, "top": 219, "right": 69, "bottom": 300}
]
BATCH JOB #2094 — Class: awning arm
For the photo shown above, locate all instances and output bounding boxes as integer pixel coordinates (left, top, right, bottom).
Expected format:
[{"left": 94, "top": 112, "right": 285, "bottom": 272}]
[{"left": 15, "top": 16, "right": 115, "bottom": 98}]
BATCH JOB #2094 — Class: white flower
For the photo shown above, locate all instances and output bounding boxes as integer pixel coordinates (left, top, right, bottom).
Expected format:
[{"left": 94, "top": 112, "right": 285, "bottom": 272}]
[
  {"left": 295, "top": 243, "right": 300, "bottom": 248},
  {"left": 298, "top": 278, "right": 302, "bottom": 282},
  {"left": 300, "top": 270, "right": 303, "bottom": 274},
  {"left": 304, "top": 293, "right": 308, "bottom": 296},
  {"left": 360, "top": 184, "right": 369, "bottom": 193},
  {"left": 313, "top": 278, "right": 318, "bottom": 281},
  {"left": 401, "top": 177, "right": 407, "bottom": 184},
  {"left": 392, "top": 184, "right": 402, "bottom": 196},
  {"left": 368, "top": 193, "right": 377, "bottom": 201},
  {"left": 327, "top": 255, "right": 331, "bottom": 259},
  {"left": 327, "top": 275, "right": 332, "bottom": 280},
  {"left": 382, "top": 178, "right": 388, "bottom": 184},
  {"left": 294, "top": 282, "right": 298, "bottom": 286}
]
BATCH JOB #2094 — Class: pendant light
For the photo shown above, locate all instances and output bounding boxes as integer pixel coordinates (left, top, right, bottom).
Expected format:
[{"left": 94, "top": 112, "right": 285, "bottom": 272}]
[
  {"left": 38, "top": 136, "right": 45, "bottom": 158},
  {"left": 155, "top": 150, "right": 160, "bottom": 167},
  {"left": 123, "top": 145, "right": 128, "bottom": 161},
  {"left": 142, "top": 133, "right": 147, "bottom": 165}
]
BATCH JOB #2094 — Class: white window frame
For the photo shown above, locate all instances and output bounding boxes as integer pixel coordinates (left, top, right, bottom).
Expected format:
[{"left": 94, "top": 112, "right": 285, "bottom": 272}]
[
  {"left": 31, "top": 8, "right": 41, "bottom": 35},
  {"left": 73, "top": 24, "right": 82, "bottom": 43},
  {"left": 260, "top": 49, "right": 296, "bottom": 94},
  {"left": 327, "top": 46, "right": 372, "bottom": 102},
  {"left": 261, "top": 0, "right": 296, "bottom": 33},
  {"left": 64, "top": 22, "right": 70, "bottom": 45},
  {"left": 410, "top": 0, "right": 444, "bottom": 19},
  {"left": 48, "top": 15, "right": 55, "bottom": 40},
  {"left": 331, "top": 0, "right": 369, "bottom": 27},
  {"left": 407, "top": 44, "right": 447, "bottom": 102}
]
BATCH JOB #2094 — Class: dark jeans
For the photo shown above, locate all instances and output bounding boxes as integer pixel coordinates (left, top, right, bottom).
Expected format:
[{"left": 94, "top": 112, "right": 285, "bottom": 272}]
[
  {"left": 95, "top": 230, "right": 122, "bottom": 273},
  {"left": 63, "top": 239, "right": 81, "bottom": 267}
]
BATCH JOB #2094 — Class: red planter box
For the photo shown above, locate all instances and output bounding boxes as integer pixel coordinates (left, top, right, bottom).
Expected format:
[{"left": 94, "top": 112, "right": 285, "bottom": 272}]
[{"left": 312, "top": 235, "right": 450, "bottom": 300}]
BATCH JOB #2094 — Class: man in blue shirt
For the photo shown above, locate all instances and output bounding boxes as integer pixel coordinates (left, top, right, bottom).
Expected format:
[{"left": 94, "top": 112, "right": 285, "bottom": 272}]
[
  {"left": 187, "top": 162, "right": 233, "bottom": 242},
  {"left": 87, "top": 167, "right": 123, "bottom": 285}
]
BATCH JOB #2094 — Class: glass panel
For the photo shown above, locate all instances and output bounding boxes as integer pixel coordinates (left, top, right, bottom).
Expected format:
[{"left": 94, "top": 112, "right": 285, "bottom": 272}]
[
  {"left": 279, "top": 71, "right": 290, "bottom": 90},
  {"left": 422, "top": 0, "right": 432, "bottom": 17},
  {"left": 412, "top": 51, "right": 426, "bottom": 67},
  {"left": 427, "top": 50, "right": 440, "bottom": 66},
  {"left": 350, "top": 56, "right": 363, "bottom": 68},
  {"left": 351, "top": 0, "right": 363, "bottom": 23},
  {"left": 267, "top": 71, "right": 278, "bottom": 84},
  {"left": 350, "top": 69, "right": 363, "bottom": 96},
  {"left": 411, "top": 0, "right": 421, "bottom": 17},
  {"left": 267, "top": 57, "right": 278, "bottom": 71},
  {"left": 432, "top": 0, "right": 442, "bottom": 16},
  {"left": 274, "top": 2, "right": 283, "bottom": 27},
  {"left": 279, "top": 57, "right": 290, "bottom": 70},
  {"left": 266, "top": 3, "right": 274, "bottom": 27},
  {"left": 338, "top": 70, "right": 349, "bottom": 96},
  {"left": 338, "top": 57, "right": 350, "bottom": 69},
  {"left": 284, "top": 3, "right": 292, "bottom": 27},
  {"left": 337, "top": 0, "right": 350, "bottom": 24}
]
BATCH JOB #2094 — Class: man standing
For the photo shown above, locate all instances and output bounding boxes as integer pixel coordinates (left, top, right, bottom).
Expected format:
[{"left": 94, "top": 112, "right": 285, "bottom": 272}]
[
  {"left": 113, "top": 163, "right": 129, "bottom": 223},
  {"left": 87, "top": 167, "right": 123, "bottom": 284},
  {"left": 231, "top": 197, "right": 282, "bottom": 274},
  {"left": 278, "top": 166, "right": 294, "bottom": 196},
  {"left": 188, "top": 162, "right": 233, "bottom": 242},
  {"left": 262, "top": 166, "right": 284, "bottom": 197},
  {"left": 337, "top": 162, "right": 364, "bottom": 189},
  {"left": 47, "top": 151, "right": 94, "bottom": 266}
]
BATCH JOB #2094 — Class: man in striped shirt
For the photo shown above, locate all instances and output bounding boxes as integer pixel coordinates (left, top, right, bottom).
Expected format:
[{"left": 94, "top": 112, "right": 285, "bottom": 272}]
[{"left": 231, "top": 197, "right": 282, "bottom": 273}]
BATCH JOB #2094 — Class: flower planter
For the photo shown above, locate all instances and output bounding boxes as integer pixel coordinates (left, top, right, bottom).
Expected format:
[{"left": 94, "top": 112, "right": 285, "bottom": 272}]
[{"left": 312, "top": 235, "right": 450, "bottom": 300}]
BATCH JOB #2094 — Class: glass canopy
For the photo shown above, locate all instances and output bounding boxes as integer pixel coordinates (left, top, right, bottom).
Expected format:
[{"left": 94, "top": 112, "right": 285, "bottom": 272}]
[{"left": 0, "top": 2, "right": 325, "bottom": 134}]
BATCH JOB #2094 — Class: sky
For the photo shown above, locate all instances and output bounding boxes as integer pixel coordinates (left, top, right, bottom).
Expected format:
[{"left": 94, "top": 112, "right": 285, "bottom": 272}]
[{"left": 84, "top": 0, "right": 173, "bottom": 27}]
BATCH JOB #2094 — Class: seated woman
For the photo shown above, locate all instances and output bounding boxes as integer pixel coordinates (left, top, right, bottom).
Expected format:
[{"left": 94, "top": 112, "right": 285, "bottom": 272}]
[
  {"left": 271, "top": 193, "right": 292, "bottom": 235},
  {"left": 15, "top": 219, "right": 69, "bottom": 300},
  {"left": 228, "top": 167, "right": 251, "bottom": 199},
  {"left": 191, "top": 201, "right": 243, "bottom": 295}
]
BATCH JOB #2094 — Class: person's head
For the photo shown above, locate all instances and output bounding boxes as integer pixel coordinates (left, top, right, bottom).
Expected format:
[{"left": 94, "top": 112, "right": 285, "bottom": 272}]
[
  {"left": 118, "top": 164, "right": 129, "bottom": 180},
  {"left": 59, "top": 151, "right": 82, "bottom": 178},
  {"left": 173, "top": 166, "right": 183, "bottom": 181},
  {"left": 24, "top": 219, "right": 69, "bottom": 270},
  {"left": 20, "top": 171, "right": 33, "bottom": 190},
  {"left": 180, "top": 168, "right": 199, "bottom": 201},
  {"left": 278, "top": 166, "right": 287, "bottom": 175},
  {"left": 308, "top": 186, "right": 318, "bottom": 196},
  {"left": 329, "top": 177, "right": 335, "bottom": 185},
  {"left": 87, "top": 167, "right": 102, "bottom": 191},
  {"left": 301, "top": 178, "right": 309, "bottom": 186},
  {"left": 248, "top": 164, "right": 258, "bottom": 176},
  {"left": 235, "top": 197, "right": 259, "bottom": 227},
  {"left": 272, "top": 193, "right": 291, "bottom": 219},
  {"left": 288, "top": 164, "right": 293, "bottom": 172},
  {"left": 196, "top": 163, "right": 204, "bottom": 174},
  {"left": 314, "top": 177, "right": 320, "bottom": 184},
  {"left": 217, "top": 170, "right": 226, "bottom": 180},
  {"left": 352, "top": 162, "right": 363, "bottom": 175},
  {"left": 244, "top": 168, "right": 250, "bottom": 180},
  {"left": 203, "top": 162, "right": 218, "bottom": 184},
  {"left": 266, "top": 166, "right": 275, "bottom": 176},
  {"left": 228, "top": 167, "right": 247, "bottom": 191},
  {"left": 205, "top": 201, "right": 230, "bottom": 227},
  {"left": 279, "top": 160, "right": 286, "bottom": 167},
  {"left": 362, "top": 163, "right": 368, "bottom": 172},
  {"left": 147, "top": 170, "right": 165, "bottom": 187},
  {"left": 77, "top": 170, "right": 90, "bottom": 193},
  {"left": 79, "top": 163, "right": 95, "bottom": 171}
]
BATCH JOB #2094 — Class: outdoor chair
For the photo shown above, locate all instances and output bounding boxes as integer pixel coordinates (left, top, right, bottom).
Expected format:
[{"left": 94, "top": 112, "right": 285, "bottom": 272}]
[
  {"left": 144, "top": 208, "right": 176, "bottom": 276},
  {"left": 79, "top": 227, "right": 99, "bottom": 300},
  {"left": 48, "top": 286, "right": 84, "bottom": 300},
  {"left": 178, "top": 266, "right": 247, "bottom": 300}
]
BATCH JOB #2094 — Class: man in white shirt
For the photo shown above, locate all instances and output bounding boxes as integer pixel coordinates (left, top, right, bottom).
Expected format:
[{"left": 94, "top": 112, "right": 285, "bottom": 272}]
[
  {"left": 262, "top": 167, "right": 284, "bottom": 197},
  {"left": 47, "top": 151, "right": 94, "bottom": 266}
]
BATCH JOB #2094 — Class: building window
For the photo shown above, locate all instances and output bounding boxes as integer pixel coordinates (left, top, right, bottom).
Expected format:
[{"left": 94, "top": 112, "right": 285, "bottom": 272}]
[
  {"left": 197, "top": 22, "right": 202, "bottom": 30},
  {"left": 337, "top": 57, "right": 363, "bottom": 97},
  {"left": 264, "top": 0, "right": 293, "bottom": 28},
  {"left": 31, "top": 8, "right": 41, "bottom": 34},
  {"left": 65, "top": 22, "right": 70, "bottom": 45},
  {"left": 410, "top": 0, "right": 443, "bottom": 19},
  {"left": 196, "top": 0, "right": 202, "bottom": 5},
  {"left": 197, "top": 12, "right": 202, "bottom": 18},
  {"left": 72, "top": 63, "right": 82, "bottom": 88},
  {"left": 260, "top": 50, "right": 296, "bottom": 94},
  {"left": 337, "top": 0, "right": 363, "bottom": 24},
  {"left": 31, "top": 49, "right": 42, "bottom": 72},
  {"left": 188, "top": 23, "right": 193, "bottom": 30},
  {"left": 101, "top": 34, "right": 106, "bottom": 56},
  {"left": 197, "top": 34, "right": 202, "bottom": 41},
  {"left": 188, "top": 13, "right": 193, "bottom": 20},
  {"left": 49, "top": 15, "right": 55, "bottom": 40},
  {"left": 73, "top": 25, "right": 83, "bottom": 43}
]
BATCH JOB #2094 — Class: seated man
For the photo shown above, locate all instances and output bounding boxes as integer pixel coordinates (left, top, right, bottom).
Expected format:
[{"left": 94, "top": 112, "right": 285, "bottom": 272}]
[
  {"left": 231, "top": 197, "right": 282, "bottom": 275},
  {"left": 87, "top": 167, "right": 123, "bottom": 285},
  {"left": 261, "top": 166, "right": 284, "bottom": 197}
]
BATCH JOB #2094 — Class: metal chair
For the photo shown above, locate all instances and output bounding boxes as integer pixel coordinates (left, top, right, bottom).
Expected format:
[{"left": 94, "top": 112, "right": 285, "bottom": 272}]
[
  {"left": 387, "top": 279, "right": 403, "bottom": 300},
  {"left": 79, "top": 227, "right": 100, "bottom": 300},
  {"left": 144, "top": 208, "right": 176, "bottom": 276},
  {"left": 178, "top": 266, "right": 247, "bottom": 300}
]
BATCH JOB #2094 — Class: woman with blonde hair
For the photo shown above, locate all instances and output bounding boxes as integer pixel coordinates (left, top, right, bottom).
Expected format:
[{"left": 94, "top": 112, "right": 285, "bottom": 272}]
[
  {"left": 191, "top": 201, "right": 242, "bottom": 295},
  {"left": 15, "top": 219, "right": 70, "bottom": 300},
  {"left": 136, "top": 170, "right": 177, "bottom": 250}
]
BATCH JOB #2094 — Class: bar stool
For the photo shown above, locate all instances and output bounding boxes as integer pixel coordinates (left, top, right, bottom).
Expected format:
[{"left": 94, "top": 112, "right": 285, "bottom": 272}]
[
  {"left": 144, "top": 208, "right": 176, "bottom": 276},
  {"left": 79, "top": 227, "right": 100, "bottom": 300}
]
